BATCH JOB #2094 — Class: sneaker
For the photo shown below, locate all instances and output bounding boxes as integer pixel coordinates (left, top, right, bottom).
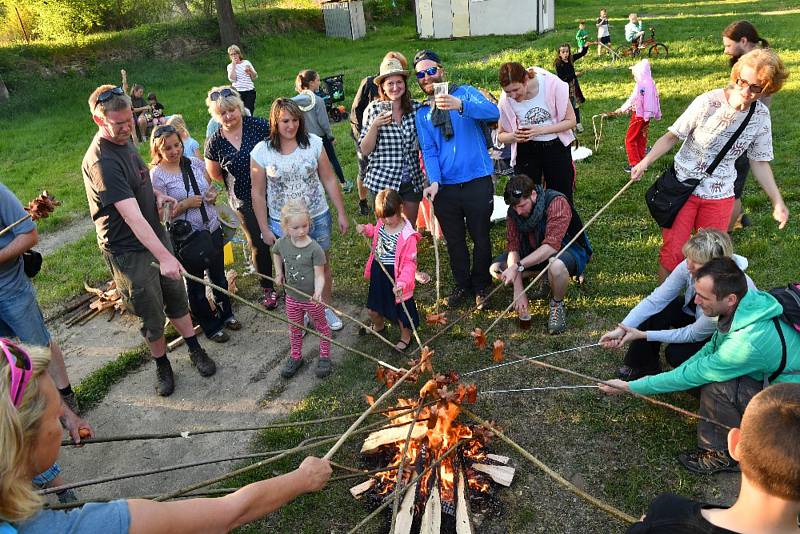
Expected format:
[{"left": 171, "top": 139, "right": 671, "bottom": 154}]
[
  {"left": 315, "top": 358, "right": 332, "bottom": 378},
  {"left": 155, "top": 362, "right": 175, "bottom": 397},
  {"left": 740, "top": 213, "right": 751, "bottom": 228},
  {"left": 56, "top": 488, "right": 79, "bottom": 504},
  {"left": 262, "top": 288, "right": 279, "bottom": 310},
  {"left": 189, "top": 347, "right": 217, "bottom": 377},
  {"left": 224, "top": 317, "right": 242, "bottom": 330},
  {"left": 281, "top": 357, "right": 304, "bottom": 378},
  {"left": 623, "top": 164, "right": 633, "bottom": 173},
  {"left": 358, "top": 199, "right": 370, "bottom": 217},
  {"left": 576, "top": 123, "right": 584, "bottom": 133},
  {"left": 325, "top": 307, "right": 343, "bottom": 331},
  {"left": 548, "top": 299, "right": 567, "bottom": 335},
  {"left": 616, "top": 365, "right": 659, "bottom": 381},
  {"left": 208, "top": 330, "right": 230, "bottom": 343},
  {"left": 678, "top": 448, "right": 739, "bottom": 475},
  {"left": 475, "top": 287, "right": 491, "bottom": 311},
  {"left": 342, "top": 180, "right": 354, "bottom": 194},
  {"left": 444, "top": 287, "right": 471, "bottom": 308}
]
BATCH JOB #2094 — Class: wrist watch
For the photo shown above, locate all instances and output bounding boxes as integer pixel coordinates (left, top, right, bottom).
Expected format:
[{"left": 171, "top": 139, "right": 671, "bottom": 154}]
[{"left": 516, "top": 262, "right": 525, "bottom": 272}]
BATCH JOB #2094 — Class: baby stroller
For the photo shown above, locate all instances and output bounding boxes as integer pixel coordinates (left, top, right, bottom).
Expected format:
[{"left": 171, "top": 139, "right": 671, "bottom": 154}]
[{"left": 318, "top": 74, "right": 348, "bottom": 123}]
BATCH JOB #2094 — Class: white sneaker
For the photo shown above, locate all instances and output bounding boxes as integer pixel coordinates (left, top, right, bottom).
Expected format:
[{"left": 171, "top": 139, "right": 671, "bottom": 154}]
[
  {"left": 576, "top": 123, "right": 584, "bottom": 133},
  {"left": 325, "top": 308, "right": 343, "bottom": 331}
]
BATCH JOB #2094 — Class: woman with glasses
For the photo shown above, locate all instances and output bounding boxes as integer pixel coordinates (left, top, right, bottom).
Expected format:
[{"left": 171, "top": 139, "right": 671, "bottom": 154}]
[
  {"left": 226, "top": 45, "right": 258, "bottom": 115},
  {"left": 0, "top": 340, "right": 332, "bottom": 533},
  {"left": 151, "top": 125, "right": 240, "bottom": 343},
  {"left": 204, "top": 86, "right": 279, "bottom": 310},
  {"left": 630, "top": 49, "right": 789, "bottom": 281}
]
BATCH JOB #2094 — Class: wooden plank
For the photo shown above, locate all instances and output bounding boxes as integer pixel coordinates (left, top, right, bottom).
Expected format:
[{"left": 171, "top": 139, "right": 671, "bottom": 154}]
[
  {"left": 349, "top": 478, "right": 375, "bottom": 499},
  {"left": 431, "top": 0, "right": 453, "bottom": 38},
  {"left": 419, "top": 485, "right": 441, "bottom": 534},
  {"left": 361, "top": 423, "right": 428, "bottom": 454},
  {"left": 417, "top": 0, "right": 434, "bottom": 37},
  {"left": 471, "top": 463, "right": 515, "bottom": 487},
  {"left": 393, "top": 481, "right": 417, "bottom": 534},
  {"left": 486, "top": 454, "right": 510, "bottom": 465},
  {"left": 451, "top": 0, "right": 469, "bottom": 37},
  {"left": 455, "top": 470, "right": 473, "bottom": 534}
]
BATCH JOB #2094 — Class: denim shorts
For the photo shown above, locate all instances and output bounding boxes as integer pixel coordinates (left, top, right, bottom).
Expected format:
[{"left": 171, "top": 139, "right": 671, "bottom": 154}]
[
  {"left": 0, "top": 276, "right": 51, "bottom": 347},
  {"left": 269, "top": 210, "right": 332, "bottom": 251}
]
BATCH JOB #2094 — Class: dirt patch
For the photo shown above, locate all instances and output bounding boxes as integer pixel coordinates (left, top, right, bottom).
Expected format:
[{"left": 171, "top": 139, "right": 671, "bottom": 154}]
[{"left": 36, "top": 217, "right": 94, "bottom": 257}]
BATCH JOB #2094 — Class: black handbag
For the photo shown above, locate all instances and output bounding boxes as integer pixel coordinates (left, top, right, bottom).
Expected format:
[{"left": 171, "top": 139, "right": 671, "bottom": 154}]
[
  {"left": 645, "top": 102, "right": 756, "bottom": 228},
  {"left": 23, "top": 249, "right": 42, "bottom": 277},
  {"left": 169, "top": 159, "right": 215, "bottom": 272}
]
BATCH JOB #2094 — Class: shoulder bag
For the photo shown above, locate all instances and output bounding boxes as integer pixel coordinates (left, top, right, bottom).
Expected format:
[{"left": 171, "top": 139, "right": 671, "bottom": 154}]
[
  {"left": 645, "top": 102, "right": 756, "bottom": 228},
  {"left": 168, "top": 159, "right": 215, "bottom": 272}
]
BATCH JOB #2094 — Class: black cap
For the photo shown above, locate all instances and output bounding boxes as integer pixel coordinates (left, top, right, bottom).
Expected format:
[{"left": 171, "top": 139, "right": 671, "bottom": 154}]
[{"left": 413, "top": 49, "right": 442, "bottom": 67}]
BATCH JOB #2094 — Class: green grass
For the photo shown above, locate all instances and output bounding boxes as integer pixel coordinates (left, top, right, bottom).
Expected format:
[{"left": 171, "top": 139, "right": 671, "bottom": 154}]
[
  {"left": 3, "top": 0, "right": 800, "bottom": 531},
  {"left": 73, "top": 345, "right": 150, "bottom": 411}
]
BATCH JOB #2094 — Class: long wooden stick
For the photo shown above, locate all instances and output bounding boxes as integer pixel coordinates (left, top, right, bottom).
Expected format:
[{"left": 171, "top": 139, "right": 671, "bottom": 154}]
[
  {"left": 389, "top": 398, "right": 428, "bottom": 532},
  {"left": 484, "top": 179, "right": 637, "bottom": 336},
  {"left": 463, "top": 408, "right": 637, "bottom": 524},
  {"left": 153, "top": 264, "right": 401, "bottom": 373},
  {"left": 371, "top": 248, "right": 424, "bottom": 352},
  {"left": 419, "top": 200, "right": 442, "bottom": 313},
  {"left": 251, "top": 271, "right": 403, "bottom": 355},
  {"left": 0, "top": 213, "right": 31, "bottom": 238}
]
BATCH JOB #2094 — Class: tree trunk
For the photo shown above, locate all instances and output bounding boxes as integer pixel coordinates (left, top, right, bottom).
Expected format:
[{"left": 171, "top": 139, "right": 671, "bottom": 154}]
[{"left": 214, "top": 0, "right": 239, "bottom": 46}]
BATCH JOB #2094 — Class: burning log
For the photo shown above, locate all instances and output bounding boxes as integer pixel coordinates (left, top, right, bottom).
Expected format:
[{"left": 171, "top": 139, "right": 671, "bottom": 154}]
[
  {"left": 361, "top": 423, "right": 428, "bottom": 454},
  {"left": 350, "top": 478, "right": 376, "bottom": 499},
  {"left": 455, "top": 470, "right": 473, "bottom": 534},
  {"left": 419, "top": 485, "right": 441, "bottom": 534},
  {"left": 470, "top": 464, "right": 515, "bottom": 487},
  {"left": 393, "top": 481, "right": 416, "bottom": 534}
]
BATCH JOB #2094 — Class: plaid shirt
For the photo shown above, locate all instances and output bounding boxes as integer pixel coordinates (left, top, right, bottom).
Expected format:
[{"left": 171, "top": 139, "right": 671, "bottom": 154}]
[{"left": 359, "top": 101, "right": 426, "bottom": 194}]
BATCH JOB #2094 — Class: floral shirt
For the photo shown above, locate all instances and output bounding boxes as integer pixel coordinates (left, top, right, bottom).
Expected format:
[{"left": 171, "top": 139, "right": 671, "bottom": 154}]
[
  {"left": 669, "top": 89, "right": 772, "bottom": 200},
  {"left": 250, "top": 134, "right": 329, "bottom": 220}
]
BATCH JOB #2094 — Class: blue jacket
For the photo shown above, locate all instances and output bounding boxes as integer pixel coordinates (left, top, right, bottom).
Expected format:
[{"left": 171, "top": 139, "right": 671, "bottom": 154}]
[{"left": 415, "top": 85, "right": 499, "bottom": 186}]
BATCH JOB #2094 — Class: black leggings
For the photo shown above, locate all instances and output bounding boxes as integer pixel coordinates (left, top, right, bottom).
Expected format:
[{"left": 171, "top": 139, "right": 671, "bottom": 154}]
[
  {"left": 239, "top": 90, "right": 257, "bottom": 116},
  {"left": 237, "top": 207, "right": 273, "bottom": 289},
  {"left": 515, "top": 139, "right": 575, "bottom": 203}
]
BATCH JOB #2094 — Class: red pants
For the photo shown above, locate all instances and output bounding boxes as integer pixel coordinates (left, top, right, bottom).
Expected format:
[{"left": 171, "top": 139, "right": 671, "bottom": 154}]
[
  {"left": 625, "top": 113, "right": 649, "bottom": 166},
  {"left": 285, "top": 295, "right": 331, "bottom": 360},
  {"left": 659, "top": 195, "right": 735, "bottom": 271}
]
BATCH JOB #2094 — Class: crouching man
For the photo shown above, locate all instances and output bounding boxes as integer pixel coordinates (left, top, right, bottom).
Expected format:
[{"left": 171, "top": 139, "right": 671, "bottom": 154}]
[{"left": 490, "top": 174, "right": 591, "bottom": 334}]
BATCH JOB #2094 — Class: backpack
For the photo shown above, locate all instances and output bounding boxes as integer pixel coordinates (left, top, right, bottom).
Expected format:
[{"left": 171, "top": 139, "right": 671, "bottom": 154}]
[{"left": 765, "top": 283, "right": 800, "bottom": 383}]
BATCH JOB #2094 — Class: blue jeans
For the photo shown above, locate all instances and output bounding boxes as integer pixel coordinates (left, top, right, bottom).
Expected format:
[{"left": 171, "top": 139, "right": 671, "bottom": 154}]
[
  {"left": 269, "top": 210, "right": 332, "bottom": 251},
  {"left": 0, "top": 276, "right": 50, "bottom": 346}
]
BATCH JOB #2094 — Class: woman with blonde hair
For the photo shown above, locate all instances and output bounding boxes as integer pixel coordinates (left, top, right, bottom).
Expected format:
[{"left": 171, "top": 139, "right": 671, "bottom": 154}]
[
  {"left": 600, "top": 229, "right": 756, "bottom": 381},
  {"left": 226, "top": 44, "right": 258, "bottom": 115},
  {"left": 165, "top": 115, "right": 201, "bottom": 158},
  {"left": 204, "top": 86, "right": 278, "bottom": 310},
  {"left": 0, "top": 339, "right": 331, "bottom": 532}
]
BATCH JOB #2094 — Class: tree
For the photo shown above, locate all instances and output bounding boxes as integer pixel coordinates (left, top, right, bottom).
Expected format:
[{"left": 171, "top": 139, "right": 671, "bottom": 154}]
[{"left": 214, "top": 0, "right": 238, "bottom": 46}]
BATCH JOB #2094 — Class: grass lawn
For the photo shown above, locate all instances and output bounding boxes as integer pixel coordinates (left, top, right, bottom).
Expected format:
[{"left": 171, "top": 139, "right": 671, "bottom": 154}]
[{"left": 3, "top": 0, "right": 800, "bottom": 531}]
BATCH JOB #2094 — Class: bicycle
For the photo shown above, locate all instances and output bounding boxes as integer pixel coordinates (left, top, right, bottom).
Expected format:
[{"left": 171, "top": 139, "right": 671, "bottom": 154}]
[{"left": 616, "top": 27, "right": 669, "bottom": 58}]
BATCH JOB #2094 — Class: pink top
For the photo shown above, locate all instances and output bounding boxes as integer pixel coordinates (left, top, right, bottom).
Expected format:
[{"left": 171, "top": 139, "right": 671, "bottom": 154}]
[
  {"left": 497, "top": 67, "right": 575, "bottom": 166},
  {"left": 620, "top": 59, "right": 662, "bottom": 121},
  {"left": 362, "top": 218, "right": 420, "bottom": 303}
]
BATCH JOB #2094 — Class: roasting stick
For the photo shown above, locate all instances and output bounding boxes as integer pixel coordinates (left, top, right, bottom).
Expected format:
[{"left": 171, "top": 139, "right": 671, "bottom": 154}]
[
  {"left": 462, "top": 408, "right": 637, "bottom": 524},
  {"left": 346, "top": 439, "right": 465, "bottom": 534},
  {"left": 154, "top": 264, "right": 402, "bottom": 373},
  {"left": 419, "top": 201, "right": 442, "bottom": 312},
  {"left": 389, "top": 398, "right": 429, "bottom": 533},
  {"left": 0, "top": 213, "right": 32, "bottom": 238},
  {"left": 252, "top": 272, "right": 403, "bottom": 355},
  {"left": 461, "top": 342, "right": 601, "bottom": 377},
  {"left": 483, "top": 178, "right": 637, "bottom": 336},
  {"left": 481, "top": 385, "right": 599, "bottom": 394}
]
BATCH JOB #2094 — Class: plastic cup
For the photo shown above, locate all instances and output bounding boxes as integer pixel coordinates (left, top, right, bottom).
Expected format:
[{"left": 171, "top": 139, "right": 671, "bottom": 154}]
[
  {"left": 518, "top": 311, "right": 532, "bottom": 330},
  {"left": 433, "top": 82, "right": 449, "bottom": 96}
]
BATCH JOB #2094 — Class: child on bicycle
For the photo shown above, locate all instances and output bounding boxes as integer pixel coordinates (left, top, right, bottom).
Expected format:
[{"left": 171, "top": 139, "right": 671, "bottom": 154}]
[
  {"left": 625, "top": 13, "right": 645, "bottom": 47},
  {"left": 615, "top": 59, "right": 661, "bottom": 173}
]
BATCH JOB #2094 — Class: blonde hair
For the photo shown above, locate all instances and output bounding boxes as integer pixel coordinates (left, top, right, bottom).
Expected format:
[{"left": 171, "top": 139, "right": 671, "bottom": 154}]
[
  {"left": 731, "top": 48, "right": 788, "bottom": 96},
  {"left": 682, "top": 229, "right": 734, "bottom": 265},
  {"left": 166, "top": 114, "right": 190, "bottom": 139},
  {"left": 280, "top": 199, "right": 312, "bottom": 233},
  {"left": 227, "top": 44, "right": 243, "bottom": 58},
  {"left": 88, "top": 84, "right": 131, "bottom": 118},
  {"left": 205, "top": 85, "right": 245, "bottom": 121},
  {"left": 0, "top": 345, "right": 51, "bottom": 522}
]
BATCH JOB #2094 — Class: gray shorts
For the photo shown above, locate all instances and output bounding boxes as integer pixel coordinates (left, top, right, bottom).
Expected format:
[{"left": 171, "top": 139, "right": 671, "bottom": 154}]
[{"left": 103, "top": 234, "right": 189, "bottom": 342}]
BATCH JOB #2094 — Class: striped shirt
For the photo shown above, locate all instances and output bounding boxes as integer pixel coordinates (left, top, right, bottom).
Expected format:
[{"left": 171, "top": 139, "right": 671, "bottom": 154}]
[
  {"left": 376, "top": 225, "right": 399, "bottom": 265},
  {"left": 227, "top": 60, "right": 256, "bottom": 92}
]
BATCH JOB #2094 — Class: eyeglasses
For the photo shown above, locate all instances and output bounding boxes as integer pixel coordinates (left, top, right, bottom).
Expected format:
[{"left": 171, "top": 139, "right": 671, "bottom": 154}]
[
  {"left": 1, "top": 338, "right": 32, "bottom": 408},
  {"left": 94, "top": 86, "right": 125, "bottom": 109},
  {"left": 209, "top": 88, "right": 236, "bottom": 101},
  {"left": 152, "top": 125, "right": 178, "bottom": 139},
  {"left": 736, "top": 78, "right": 764, "bottom": 94},
  {"left": 415, "top": 66, "right": 440, "bottom": 79}
]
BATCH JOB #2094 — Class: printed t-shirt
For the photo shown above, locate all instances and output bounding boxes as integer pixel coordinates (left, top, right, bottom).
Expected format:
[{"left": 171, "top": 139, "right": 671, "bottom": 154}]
[
  {"left": 273, "top": 236, "right": 325, "bottom": 300},
  {"left": 509, "top": 74, "right": 557, "bottom": 142}
]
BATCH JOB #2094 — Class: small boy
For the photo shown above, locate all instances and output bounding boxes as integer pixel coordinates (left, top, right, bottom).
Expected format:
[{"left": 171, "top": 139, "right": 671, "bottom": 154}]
[
  {"left": 596, "top": 8, "right": 610, "bottom": 56},
  {"left": 576, "top": 21, "right": 589, "bottom": 49},
  {"left": 625, "top": 13, "right": 644, "bottom": 47},
  {"left": 146, "top": 92, "right": 167, "bottom": 128},
  {"left": 627, "top": 383, "right": 800, "bottom": 533}
]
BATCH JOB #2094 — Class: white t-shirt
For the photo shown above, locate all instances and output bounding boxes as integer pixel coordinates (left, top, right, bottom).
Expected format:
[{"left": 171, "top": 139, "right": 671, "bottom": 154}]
[
  {"left": 250, "top": 134, "right": 329, "bottom": 219},
  {"left": 509, "top": 74, "right": 557, "bottom": 142},
  {"left": 668, "top": 89, "right": 773, "bottom": 200},
  {"left": 227, "top": 60, "right": 256, "bottom": 92}
]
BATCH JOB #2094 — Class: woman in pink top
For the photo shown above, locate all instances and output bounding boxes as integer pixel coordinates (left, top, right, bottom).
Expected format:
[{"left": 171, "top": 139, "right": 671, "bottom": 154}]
[{"left": 496, "top": 62, "right": 577, "bottom": 203}]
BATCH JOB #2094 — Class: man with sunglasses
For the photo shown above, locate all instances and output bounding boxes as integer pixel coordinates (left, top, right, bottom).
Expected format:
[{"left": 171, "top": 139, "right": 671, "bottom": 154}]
[
  {"left": 490, "top": 175, "right": 591, "bottom": 334},
  {"left": 82, "top": 84, "right": 217, "bottom": 397},
  {"left": 414, "top": 50, "right": 500, "bottom": 310}
]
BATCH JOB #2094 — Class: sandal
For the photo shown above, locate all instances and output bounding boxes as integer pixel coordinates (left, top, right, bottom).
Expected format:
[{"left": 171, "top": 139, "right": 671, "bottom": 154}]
[
  {"left": 395, "top": 338, "right": 412, "bottom": 352},
  {"left": 358, "top": 323, "right": 386, "bottom": 336}
]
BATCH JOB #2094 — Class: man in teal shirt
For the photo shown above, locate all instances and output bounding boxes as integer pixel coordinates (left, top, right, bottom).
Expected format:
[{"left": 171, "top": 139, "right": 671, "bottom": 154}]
[{"left": 601, "top": 257, "right": 800, "bottom": 474}]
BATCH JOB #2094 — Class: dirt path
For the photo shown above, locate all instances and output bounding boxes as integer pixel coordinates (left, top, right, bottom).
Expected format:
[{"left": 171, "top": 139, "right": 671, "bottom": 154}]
[{"left": 37, "top": 217, "right": 94, "bottom": 256}]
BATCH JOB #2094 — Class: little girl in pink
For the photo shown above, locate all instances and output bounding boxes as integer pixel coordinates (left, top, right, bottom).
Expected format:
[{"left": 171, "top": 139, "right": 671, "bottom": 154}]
[{"left": 616, "top": 59, "right": 661, "bottom": 172}]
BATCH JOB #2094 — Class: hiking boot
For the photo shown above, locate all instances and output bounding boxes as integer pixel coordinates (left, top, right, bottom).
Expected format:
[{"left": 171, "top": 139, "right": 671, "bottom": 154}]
[
  {"left": 358, "top": 199, "right": 370, "bottom": 216},
  {"left": 262, "top": 288, "right": 279, "bottom": 310},
  {"left": 616, "top": 365, "right": 659, "bottom": 381},
  {"left": 315, "top": 358, "right": 332, "bottom": 378},
  {"left": 281, "top": 357, "right": 304, "bottom": 379},
  {"left": 189, "top": 347, "right": 217, "bottom": 377},
  {"left": 475, "top": 287, "right": 491, "bottom": 311},
  {"left": 155, "top": 362, "right": 175, "bottom": 397},
  {"left": 548, "top": 299, "right": 567, "bottom": 335},
  {"left": 444, "top": 287, "right": 471, "bottom": 308},
  {"left": 325, "top": 308, "right": 343, "bottom": 331},
  {"left": 678, "top": 448, "right": 739, "bottom": 475}
]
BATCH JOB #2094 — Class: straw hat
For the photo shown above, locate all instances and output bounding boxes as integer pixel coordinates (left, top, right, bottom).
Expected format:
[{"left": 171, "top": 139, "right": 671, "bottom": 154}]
[{"left": 374, "top": 57, "right": 409, "bottom": 85}]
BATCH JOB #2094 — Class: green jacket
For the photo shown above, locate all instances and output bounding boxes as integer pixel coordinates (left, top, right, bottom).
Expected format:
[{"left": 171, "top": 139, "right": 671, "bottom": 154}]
[{"left": 630, "top": 289, "right": 800, "bottom": 395}]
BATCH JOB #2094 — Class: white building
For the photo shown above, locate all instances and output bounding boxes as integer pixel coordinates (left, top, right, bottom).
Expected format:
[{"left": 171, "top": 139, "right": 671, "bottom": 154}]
[{"left": 416, "top": 0, "right": 554, "bottom": 39}]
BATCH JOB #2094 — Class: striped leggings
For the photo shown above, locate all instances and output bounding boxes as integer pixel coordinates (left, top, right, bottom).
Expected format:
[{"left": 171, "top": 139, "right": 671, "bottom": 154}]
[{"left": 285, "top": 294, "right": 331, "bottom": 360}]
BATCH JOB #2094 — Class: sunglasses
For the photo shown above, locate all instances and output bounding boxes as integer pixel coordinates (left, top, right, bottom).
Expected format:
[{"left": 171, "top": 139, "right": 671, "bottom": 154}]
[
  {"left": 735, "top": 78, "right": 764, "bottom": 94},
  {"left": 504, "top": 187, "right": 527, "bottom": 205},
  {"left": 415, "top": 66, "right": 440, "bottom": 79},
  {"left": 153, "top": 125, "right": 178, "bottom": 139},
  {"left": 209, "top": 88, "right": 236, "bottom": 101},
  {"left": 94, "top": 86, "right": 125, "bottom": 109},
  {"left": 1, "top": 338, "right": 32, "bottom": 408}
]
